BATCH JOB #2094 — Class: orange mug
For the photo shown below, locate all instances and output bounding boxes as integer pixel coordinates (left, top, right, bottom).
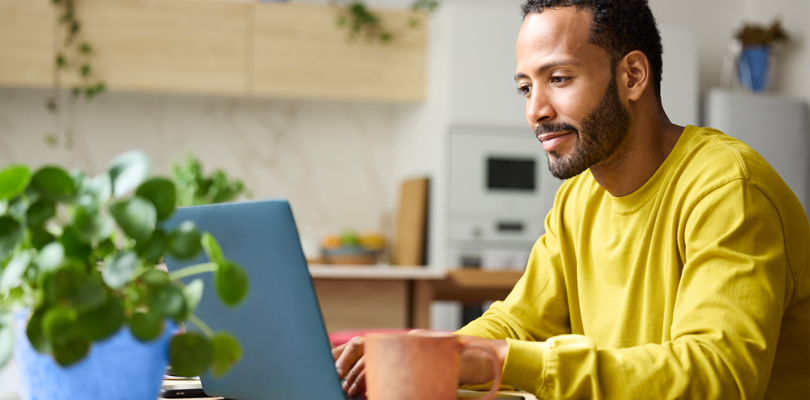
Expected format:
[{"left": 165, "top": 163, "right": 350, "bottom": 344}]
[{"left": 364, "top": 332, "right": 503, "bottom": 400}]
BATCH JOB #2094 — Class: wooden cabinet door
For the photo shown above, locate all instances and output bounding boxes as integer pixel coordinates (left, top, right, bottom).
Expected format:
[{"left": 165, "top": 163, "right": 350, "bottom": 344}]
[
  {"left": 75, "top": 0, "right": 249, "bottom": 95},
  {"left": 0, "top": 0, "right": 54, "bottom": 88},
  {"left": 252, "top": 2, "right": 424, "bottom": 103}
]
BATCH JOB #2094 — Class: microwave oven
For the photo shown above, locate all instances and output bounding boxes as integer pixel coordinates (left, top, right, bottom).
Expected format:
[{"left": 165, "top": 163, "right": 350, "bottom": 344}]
[{"left": 447, "top": 126, "right": 561, "bottom": 268}]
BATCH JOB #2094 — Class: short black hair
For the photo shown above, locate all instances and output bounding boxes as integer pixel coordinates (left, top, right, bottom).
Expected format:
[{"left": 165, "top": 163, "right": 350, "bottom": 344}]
[{"left": 521, "top": 0, "right": 663, "bottom": 103}]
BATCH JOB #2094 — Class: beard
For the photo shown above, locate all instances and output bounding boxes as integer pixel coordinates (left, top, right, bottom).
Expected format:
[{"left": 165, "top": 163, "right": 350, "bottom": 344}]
[{"left": 536, "top": 76, "right": 632, "bottom": 180}]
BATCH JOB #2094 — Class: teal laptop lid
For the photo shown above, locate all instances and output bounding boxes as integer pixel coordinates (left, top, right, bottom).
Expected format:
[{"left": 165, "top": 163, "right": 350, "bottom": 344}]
[{"left": 163, "top": 199, "right": 345, "bottom": 400}]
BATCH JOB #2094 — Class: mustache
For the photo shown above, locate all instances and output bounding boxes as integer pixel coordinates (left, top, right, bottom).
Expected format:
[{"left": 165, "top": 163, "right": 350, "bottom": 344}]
[{"left": 535, "top": 122, "right": 579, "bottom": 136}]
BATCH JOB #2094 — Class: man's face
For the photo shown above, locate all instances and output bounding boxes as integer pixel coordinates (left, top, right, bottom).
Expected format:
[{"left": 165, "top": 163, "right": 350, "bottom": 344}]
[{"left": 515, "top": 8, "right": 631, "bottom": 180}]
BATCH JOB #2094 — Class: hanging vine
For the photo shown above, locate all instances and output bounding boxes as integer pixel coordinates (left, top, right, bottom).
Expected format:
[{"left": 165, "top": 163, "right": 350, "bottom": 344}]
[
  {"left": 45, "top": 0, "right": 106, "bottom": 149},
  {"left": 330, "top": 0, "right": 438, "bottom": 43}
]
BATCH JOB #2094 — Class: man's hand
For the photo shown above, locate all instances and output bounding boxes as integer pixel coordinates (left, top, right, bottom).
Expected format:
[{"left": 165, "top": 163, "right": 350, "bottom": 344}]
[
  {"left": 333, "top": 336, "right": 367, "bottom": 397},
  {"left": 332, "top": 333, "right": 508, "bottom": 396},
  {"left": 457, "top": 336, "right": 509, "bottom": 385}
]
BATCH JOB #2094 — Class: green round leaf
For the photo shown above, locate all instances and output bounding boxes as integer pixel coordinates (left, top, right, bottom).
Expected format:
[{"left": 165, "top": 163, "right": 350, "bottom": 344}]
[
  {"left": 42, "top": 307, "right": 90, "bottom": 366},
  {"left": 35, "top": 242, "right": 65, "bottom": 273},
  {"left": 201, "top": 232, "right": 224, "bottom": 264},
  {"left": 140, "top": 269, "right": 170, "bottom": 287},
  {"left": 108, "top": 151, "right": 152, "bottom": 198},
  {"left": 73, "top": 206, "right": 114, "bottom": 243},
  {"left": 31, "top": 166, "right": 76, "bottom": 202},
  {"left": 215, "top": 261, "right": 249, "bottom": 307},
  {"left": 26, "top": 199, "right": 56, "bottom": 228},
  {"left": 46, "top": 268, "right": 107, "bottom": 311},
  {"left": 169, "top": 332, "right": 212, "bottom": 377},
  {"left": 135, "top": 229, "right": 167, "bottom": 264},
  {"left": 101, "top": 251, "right": 140, "bottom": 289},
  {"left": 70, "top": 169, "right": 86, "bottom": 194},
  {"left": 136, "top": 178, "right": 176, "bottom": 221},
  {"left": 6, "top": 196, "right": 28, "bottom": 221},
  {"left": 60, "top": 227, "right": 91, "bottom": 260},
  {"left": 129, "top": 311, "right": 163, "bottom": 342},
  {"left": 30, "top": 227, "right": 56, "bottom": 251},
  {"left": 0, "top": 251, "right": 31, "bottom": 290},
  {"left": 94, "top": 238, "right": 117, "bottom": 260},
  {"left": 168, "top": 221, "right": 202, "bottom": 261},
  {"left": 0, "top": 200, "right": 7, "bottom": 216},
  {"left": 109, "top": 196, "right": 156, "bottom": 242},
  {"left": 210, "top": 332, "right": 242, "bottom": 378},
  {"left": 78, "top": 298, "right": 124, "bottom": 341},
  {"left": 0, "top": 164, "right": 31, "bottom": 201},
  {"left": 42, "top": 307, "right": 76, "bottom": 340},
  {"left": 76, "top": 173, "right": 112, "bottom": 212},
  {"left": 26, "top": 306, "right": 51, "bottom": 354},
  {"left": 152, "top": 285, "right": 186, "bottom": 321},
  {"left": 183, "top": 279, "right": 204, "bottom": 314},
  {"left": 0, "top": 216, "right": 23, "bottom": 260},
  {"left": 0, "top": 312, "right": 13, "bottom": 369}
]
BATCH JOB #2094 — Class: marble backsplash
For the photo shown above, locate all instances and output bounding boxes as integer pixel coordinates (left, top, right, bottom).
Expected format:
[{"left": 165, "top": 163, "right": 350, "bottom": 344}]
[{"left": 0, "top": 87, "right": 402, "bottom": 255}]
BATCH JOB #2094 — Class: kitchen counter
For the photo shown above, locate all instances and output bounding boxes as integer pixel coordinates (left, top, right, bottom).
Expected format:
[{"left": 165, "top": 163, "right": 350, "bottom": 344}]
[
  {"left": 309, "top": 265, "right": 523, "bottom": 332},
  {"left": 308, "top": 264, "right": 445, "bottom": 280}
]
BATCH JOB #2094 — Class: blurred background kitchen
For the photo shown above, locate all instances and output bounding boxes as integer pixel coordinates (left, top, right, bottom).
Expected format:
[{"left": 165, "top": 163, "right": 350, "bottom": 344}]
[{"left": 1, "top": 0, "right": 808, "bottom": 395}]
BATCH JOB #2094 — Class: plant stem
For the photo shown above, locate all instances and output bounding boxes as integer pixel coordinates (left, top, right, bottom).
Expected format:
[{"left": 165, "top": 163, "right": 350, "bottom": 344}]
[
  {"left": 168, "top": 262, "right": 217, "bottom": 281},
  {"left": 187, "top": 314, "right": 215, "bottom": 338}
]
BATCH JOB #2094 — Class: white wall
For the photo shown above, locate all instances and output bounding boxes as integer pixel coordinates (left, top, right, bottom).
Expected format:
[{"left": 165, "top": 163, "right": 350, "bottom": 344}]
[{"left": 0, "top": 88, "right": 400, "bottom": 257}]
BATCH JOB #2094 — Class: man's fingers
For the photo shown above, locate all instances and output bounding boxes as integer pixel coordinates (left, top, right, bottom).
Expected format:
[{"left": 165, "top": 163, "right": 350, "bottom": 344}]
[
  {"left": 334, "top": 336, "right": 365, "bottom": 379},
  {"left": 343, "top": 356, "right": 366, "bottom": 395},
  {"left": 348, "top": 369, "right": 366, "bottom": 396},
  {"left": 332, "top": 341, "right": 349, "bottom": 361}
]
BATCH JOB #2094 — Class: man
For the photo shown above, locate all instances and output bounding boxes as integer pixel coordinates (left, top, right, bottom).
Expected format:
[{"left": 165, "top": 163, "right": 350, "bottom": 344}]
[{"left": 334, "top": 0, "right": 810, "bottom": 398}]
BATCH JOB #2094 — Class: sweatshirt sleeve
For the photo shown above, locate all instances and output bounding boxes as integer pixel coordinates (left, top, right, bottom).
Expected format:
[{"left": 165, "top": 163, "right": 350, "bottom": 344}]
[{"left": 499, "top": 180, "right": 790, "bottom": 399}]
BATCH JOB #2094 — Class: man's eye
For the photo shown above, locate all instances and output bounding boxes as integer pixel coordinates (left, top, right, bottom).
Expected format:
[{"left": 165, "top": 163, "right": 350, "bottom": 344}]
[
  {"left": 551, "top": 76, "right": 570, "bottom": 84},
  {"left": 516, "top": 85, "right": 531, "bottom": 96}
]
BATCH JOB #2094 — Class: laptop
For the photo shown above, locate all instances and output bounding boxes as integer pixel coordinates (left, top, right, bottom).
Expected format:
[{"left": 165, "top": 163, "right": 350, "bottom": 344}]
[
  {"left": 163, "top": 199, "right": 351, "bottom": 400},
  {"left": 162, "top": 199, "right": 527, "bottom": 400}
]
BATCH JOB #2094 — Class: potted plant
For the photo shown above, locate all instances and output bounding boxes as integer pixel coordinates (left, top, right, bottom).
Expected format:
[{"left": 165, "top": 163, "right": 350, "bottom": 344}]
[
  {"left": 172, "top": 153, "right": 248, "bottom": 207},
  {"left": 0, "top": 150, "right": 249, "bottom": 400},
  {"left": 735, "top": 20, "right": 790, "bottom": 92}
]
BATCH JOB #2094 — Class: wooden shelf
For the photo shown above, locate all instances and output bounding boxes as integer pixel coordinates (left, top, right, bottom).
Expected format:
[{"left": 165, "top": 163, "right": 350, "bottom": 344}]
[{"left": 0, "top": 0, "right": 425, "bottom": 102}]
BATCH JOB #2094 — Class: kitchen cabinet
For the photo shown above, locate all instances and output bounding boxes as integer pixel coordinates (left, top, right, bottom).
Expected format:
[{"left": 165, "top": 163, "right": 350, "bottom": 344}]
[
  {"left": 0, "top": 0, "right": 54, "bottom": 88},
  {"left": 0, "top": 0, "right": 425, "bottom": 102},
  {"left": 76, "top": 0, "right": 249, "bottom": 95},
  {"left": 253, "top": 2, "right": 424, "bottom": 102}
]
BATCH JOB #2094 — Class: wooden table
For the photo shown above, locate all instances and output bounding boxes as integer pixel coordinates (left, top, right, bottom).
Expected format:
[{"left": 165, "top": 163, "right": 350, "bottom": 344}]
[{"left": 309, "top": 265, "right": 524, "bottom": 331}]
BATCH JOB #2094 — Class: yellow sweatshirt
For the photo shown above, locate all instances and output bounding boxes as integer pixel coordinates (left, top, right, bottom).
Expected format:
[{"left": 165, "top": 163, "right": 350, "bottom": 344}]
[{"left": 457, "top": 126, "right": 809, "bottom": 399}]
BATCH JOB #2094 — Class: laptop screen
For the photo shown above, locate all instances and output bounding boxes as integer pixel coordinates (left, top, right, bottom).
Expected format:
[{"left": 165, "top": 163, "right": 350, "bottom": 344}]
[{"left": 163, "top": 199, "right": 346, "bottom": 400}]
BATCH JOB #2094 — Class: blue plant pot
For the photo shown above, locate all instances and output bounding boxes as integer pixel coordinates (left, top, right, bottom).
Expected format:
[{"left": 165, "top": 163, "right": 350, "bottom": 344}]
[
  {"left": 737, "top": 45, "right": 770, "bottom": 92},
  {"left": 14, "top": 311, "right": 177, "bottom": 400}
]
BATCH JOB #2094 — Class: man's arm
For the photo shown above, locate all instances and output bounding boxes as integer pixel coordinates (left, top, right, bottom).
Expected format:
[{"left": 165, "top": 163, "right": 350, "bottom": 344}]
[{"left": 457, "top": 202, "right": 571, "bottom": 343}]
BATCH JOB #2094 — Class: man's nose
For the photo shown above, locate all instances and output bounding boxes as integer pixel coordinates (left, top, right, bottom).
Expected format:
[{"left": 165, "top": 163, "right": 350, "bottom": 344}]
[{"left": 526, "top": 92, "right": 555, "bottom": 125}]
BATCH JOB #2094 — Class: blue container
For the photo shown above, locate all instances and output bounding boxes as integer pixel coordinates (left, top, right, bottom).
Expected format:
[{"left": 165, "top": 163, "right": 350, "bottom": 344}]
[
  {"left": 737, "top": 45, "right": 770, "bottom": 92},
  {"left": 14, "top": 311, "right": 177, "bottom": 400}
]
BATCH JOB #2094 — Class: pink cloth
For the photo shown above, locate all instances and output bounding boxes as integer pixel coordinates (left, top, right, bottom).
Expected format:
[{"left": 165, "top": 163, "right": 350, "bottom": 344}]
[{"left": 328, "top": 329, "right": 412, "bottom": 348}]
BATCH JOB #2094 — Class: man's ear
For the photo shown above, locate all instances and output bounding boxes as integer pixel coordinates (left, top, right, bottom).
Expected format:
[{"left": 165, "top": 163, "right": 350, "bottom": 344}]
[{"left": 617, "top": 50, "right": 651, "bottom": 102}]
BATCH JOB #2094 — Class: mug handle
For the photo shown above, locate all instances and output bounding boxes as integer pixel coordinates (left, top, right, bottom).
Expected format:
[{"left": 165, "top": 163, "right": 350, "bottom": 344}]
[{"left": 457, "top": 340, "right": 503, "bottom": 400}]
